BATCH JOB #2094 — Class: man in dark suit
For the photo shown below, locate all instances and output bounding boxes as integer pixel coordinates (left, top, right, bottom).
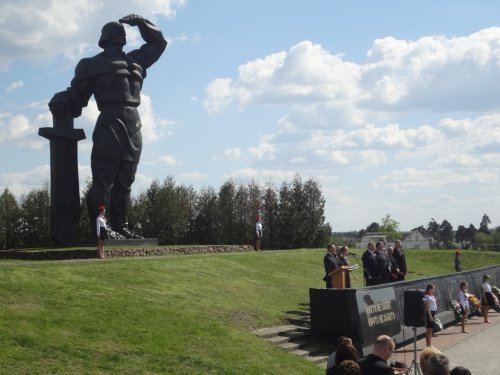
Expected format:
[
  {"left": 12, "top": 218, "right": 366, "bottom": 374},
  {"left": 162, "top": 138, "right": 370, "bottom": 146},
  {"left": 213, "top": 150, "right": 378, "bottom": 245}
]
[
  {"left": 392, "top": 240, "right": 407, "bottom": 281},
  {"left": 375, "top": 241, "right": 391, "bottom": 285},
  {"left": 386, "top": 246, "right": 401, "bottom": 282},
  {"left": 323, "top": 244, "right": 340, "bottom": 288},
  {"left": 358, "top": 335, "right": 395, "bottom": 375},
  {"left": 361, "top": 242, "right": 378, "bottom": 286}
]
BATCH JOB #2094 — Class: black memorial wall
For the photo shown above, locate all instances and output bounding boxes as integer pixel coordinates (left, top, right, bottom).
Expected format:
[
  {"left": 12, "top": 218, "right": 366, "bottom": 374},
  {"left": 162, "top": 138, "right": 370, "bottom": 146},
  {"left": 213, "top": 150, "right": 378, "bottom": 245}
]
[{"left": 310, "top": 264, "right": 499, "bottom": 352}]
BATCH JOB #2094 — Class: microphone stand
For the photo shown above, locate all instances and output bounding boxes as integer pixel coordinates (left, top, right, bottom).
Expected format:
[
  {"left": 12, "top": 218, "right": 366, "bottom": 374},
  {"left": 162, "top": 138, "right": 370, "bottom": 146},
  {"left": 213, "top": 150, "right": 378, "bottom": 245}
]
[
  {"left": 351, "top": 253, "right": 372, "bottom": 286},
  {"left": 339, "top": 255, "right": 358, "bottom": 281}
]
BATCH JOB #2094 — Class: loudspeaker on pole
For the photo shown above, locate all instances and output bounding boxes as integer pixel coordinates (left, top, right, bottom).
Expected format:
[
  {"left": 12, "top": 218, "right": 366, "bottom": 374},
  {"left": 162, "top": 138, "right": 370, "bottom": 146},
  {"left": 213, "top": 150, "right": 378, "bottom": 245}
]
[{"left": 403, "top": 290, "right": 426, "bottom": 327}]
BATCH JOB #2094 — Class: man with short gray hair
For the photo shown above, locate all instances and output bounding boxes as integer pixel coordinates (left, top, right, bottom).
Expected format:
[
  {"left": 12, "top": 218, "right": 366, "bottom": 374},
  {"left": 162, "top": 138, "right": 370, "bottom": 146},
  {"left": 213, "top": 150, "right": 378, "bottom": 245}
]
[{"left": 357, "top": 335, "right": 395, "bottom": 375}]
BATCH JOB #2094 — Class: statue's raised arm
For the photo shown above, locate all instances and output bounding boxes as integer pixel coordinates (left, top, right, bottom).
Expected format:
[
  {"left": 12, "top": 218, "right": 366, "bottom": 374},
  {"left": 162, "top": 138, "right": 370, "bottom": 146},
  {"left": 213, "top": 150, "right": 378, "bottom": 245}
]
[{"left": 119, "top": 14, "right": 167, "bottom": 70}]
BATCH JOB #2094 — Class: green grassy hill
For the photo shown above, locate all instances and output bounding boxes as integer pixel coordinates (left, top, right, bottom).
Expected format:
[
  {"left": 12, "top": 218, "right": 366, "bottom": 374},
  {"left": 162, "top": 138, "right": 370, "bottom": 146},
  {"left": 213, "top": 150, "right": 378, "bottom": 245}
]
[{"left": 0, "top": 248, "right": 498, "bottom": 374}]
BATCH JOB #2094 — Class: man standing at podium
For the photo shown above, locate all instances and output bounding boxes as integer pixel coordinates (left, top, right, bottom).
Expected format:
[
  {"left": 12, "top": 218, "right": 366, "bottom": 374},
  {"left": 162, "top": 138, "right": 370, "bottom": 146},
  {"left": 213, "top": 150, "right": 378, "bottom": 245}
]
[{"left": 323, "top": 244, "right": 340, "bottom": 288}]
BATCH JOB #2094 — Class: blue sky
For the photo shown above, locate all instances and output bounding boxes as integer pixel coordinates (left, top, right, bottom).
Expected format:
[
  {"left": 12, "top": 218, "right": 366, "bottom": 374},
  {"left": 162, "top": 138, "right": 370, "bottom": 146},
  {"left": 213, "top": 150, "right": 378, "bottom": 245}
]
[{"left": 1, "top": 0, "right": 500, "bottom": 232}]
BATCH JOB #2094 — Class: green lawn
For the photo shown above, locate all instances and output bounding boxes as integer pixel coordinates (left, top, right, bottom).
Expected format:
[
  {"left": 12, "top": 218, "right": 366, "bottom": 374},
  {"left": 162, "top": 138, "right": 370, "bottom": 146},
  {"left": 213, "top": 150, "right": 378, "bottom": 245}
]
[{"left": 0, "top": 248, "right": 499, "bottom": 374}]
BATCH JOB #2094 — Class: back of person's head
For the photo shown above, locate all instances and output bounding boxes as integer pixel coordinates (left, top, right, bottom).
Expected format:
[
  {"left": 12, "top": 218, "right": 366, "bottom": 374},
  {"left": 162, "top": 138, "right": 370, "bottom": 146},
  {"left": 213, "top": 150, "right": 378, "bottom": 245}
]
[
  {"left": 427, "top": 353, "right": 450, "bottom": 375},
  {"left": 420, "top": 346, "right": 442, "bottom": 373},
  {"left": 337, "top": 336, "right": 352, "bottom": 345},
  {"left": 373, "top": 335, "right": 393, "bottom": 351},
  {"left": 450, "top": 366, "right": 471, "bottom": 375},
  {"left": 372, "top": 335, "right": 394, "bottom": 361},
  {"left": 335, "top": 343, "right": 359, "bottom": 365},
  {"left": 336, "top": 360, "right": 361, "bottom": 375}
]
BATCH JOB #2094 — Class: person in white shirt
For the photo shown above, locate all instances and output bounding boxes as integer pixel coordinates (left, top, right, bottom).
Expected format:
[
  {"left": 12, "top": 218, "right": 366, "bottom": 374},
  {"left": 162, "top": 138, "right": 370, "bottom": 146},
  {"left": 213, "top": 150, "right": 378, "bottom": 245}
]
[
  {"left": 423, "top": 283, "right": 438, "bottom": 347},
  {"left": 481, "top": 274, "right": 494, "bottom": 323},
  {"left": 458, "top": 282, "right": 469, "bottom": 333},
  {"left": 255, "top": 215, "right": 263, "bottom": 251},
  {"left": 96, "top": 204, "right": 107, "bottom": 259}
]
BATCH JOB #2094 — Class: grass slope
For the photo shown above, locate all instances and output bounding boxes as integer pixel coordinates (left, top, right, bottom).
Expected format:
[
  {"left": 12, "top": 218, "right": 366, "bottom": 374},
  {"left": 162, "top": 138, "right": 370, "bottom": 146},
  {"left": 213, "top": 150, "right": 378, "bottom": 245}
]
[{"left": 0, "top": 249, "right": 499, "bottom": 374}]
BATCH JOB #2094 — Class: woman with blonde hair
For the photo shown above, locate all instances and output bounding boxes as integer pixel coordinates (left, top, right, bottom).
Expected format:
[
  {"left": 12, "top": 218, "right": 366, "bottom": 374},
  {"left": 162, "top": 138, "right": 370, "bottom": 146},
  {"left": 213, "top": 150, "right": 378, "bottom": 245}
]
[{"left": 420, "top": 346, "right": 442, "bottom": 374}]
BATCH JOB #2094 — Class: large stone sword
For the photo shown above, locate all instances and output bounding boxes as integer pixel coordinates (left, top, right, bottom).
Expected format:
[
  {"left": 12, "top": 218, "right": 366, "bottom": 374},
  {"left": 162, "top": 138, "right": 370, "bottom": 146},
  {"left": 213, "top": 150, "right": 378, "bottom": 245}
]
[{"left": 39, "top": 98, "right": 86, "bottom": 245}]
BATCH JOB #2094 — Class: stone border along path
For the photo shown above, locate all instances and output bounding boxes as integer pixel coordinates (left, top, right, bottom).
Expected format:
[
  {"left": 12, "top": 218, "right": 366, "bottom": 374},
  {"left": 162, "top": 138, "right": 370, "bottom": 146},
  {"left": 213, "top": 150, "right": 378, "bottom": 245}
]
[{"left": 0, "top": 244, "right": 254, "bottom": 261}]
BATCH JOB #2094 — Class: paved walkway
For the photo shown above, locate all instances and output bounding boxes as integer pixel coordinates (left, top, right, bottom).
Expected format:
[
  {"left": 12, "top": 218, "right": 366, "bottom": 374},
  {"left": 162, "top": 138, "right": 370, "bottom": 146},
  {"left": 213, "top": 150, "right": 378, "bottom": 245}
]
[{"left": 392, "top": 309, "right": 499, "bottom": 374}]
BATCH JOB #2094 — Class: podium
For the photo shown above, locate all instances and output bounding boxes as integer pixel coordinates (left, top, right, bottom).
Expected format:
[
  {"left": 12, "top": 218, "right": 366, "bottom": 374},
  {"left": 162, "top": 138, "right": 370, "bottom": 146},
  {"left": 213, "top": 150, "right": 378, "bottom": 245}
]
[{"left": 329, "top": 267, "right": 348, "bottom": 289}]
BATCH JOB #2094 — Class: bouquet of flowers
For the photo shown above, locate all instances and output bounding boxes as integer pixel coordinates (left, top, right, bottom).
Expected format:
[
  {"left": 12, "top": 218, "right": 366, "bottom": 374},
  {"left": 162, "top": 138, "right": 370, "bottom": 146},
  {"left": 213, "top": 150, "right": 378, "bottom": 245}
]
[{"left": 466, "top": 292, "right": 481, "bottom": 316}]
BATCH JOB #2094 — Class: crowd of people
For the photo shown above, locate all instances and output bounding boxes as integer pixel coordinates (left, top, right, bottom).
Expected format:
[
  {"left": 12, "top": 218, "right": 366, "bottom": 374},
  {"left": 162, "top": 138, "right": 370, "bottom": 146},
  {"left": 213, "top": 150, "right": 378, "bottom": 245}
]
[
  {"left": 322, "top": 275, "right": 499, "bottom": 374},
  {"left": 326, "top": 334, "right": 473, "bottom": 375},
  {"left": 320, "top": 238, "right": 497, "bottom": 374},
  {"left": 361, "top": 240, "right": 407, "bottom": 286}
]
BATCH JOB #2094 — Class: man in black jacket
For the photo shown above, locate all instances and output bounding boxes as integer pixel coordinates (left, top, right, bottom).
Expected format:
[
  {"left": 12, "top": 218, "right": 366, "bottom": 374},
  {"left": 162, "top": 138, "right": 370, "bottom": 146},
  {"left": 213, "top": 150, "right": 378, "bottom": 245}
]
[
  {"left": 358, "top": 335, "right": 395, "bottom": 375},
  {"left": 375, "top": 241, "right": 391, "bottom": 285},
  {"left": 362, "top": 242, "right": 378, "bottom": 286},
  {"left": 392, "top": 240, "right": 407, "bottom": 281}
]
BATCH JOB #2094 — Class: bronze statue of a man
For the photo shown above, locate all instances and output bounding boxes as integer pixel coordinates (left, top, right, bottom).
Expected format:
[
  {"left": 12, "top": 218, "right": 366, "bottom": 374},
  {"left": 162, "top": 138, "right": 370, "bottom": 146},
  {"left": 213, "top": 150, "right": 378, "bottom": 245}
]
[{"left": 49, "top": 15, "right": 167, "bottom": 238}]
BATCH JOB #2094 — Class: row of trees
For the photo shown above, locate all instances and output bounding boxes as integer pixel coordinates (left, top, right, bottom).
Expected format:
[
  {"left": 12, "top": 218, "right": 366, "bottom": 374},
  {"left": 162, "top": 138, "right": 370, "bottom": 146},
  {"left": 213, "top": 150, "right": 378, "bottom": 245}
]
[
  {"left": 358, "top": 214, "right": 498, "bottom": 250},
  {"left": 0, "top": 175, "right": 332, "bottom": 250},
  {"left": 0, "top": 185, "right": 51, "bottom": 250}
]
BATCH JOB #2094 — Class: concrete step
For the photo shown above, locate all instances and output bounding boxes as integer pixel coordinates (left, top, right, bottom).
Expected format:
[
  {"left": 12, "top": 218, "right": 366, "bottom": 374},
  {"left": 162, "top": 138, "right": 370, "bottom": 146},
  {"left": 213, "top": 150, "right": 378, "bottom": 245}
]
[
  {"left": 290, "top": 346, "right": 321, "bottom": 357},
  {"left": 289, "top": 315, "right": 311, "bottom": 327},
  {"left": 304, "top": 354, "right": 329, "bottom": 365},
  {"left": 252, "top": 324, "right": 303, "bottom": 338},
  {"left": 278, "top": 341, "right": 301, "bottom": 351},
  {"left": 266, "top": 335, "right": 290, "bottom": 345},
  {"left": 285, "top": 330, "right": 310, "bottom": 340},
  {"left": 253, "top": 318, "right": 332, "bottom": 369},
  {"left": 277, "top": 339, "right": 309, "bottom": 352}
]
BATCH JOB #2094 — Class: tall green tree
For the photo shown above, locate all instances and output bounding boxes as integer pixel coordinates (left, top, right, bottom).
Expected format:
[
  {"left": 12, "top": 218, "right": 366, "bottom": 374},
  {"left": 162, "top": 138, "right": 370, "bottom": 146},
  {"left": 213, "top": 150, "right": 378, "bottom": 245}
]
[
  {"left": 217, "top": 180, "right": 237, "bottom": 244},
  {"left": 479, "top": 214, "right": 491, "bottom": 235},
  {"left": 276, "top": 180, "right": 294, "bottom": 248},
  {"left": 455, "top": 225, "right": 468, "bottom": 247},
  {"left": 19, "top": 185, "right": 50, "bottom": 248},
  {"left": 466, "top": 224, "right": 477, "bottom": 247},
  {"left": 193, "top": 186, "right": 219, "bottom": 244},
  {"left": 438, "top": 219, "right": 454, "bottom": 248},
  {"left": 233, "top": 183, "right": 250, "bottom": 244},
  {"left": 303, "top": 178, "right": 329, "bottom": 247},
  {"left": 0, "top": 188, "right": 21, "bottom": 249},
  {"left": 427, "top": 218, "right": 440, "bottom": 247},
  {"left": 247, "top": 180, "right": 262, "bottom": 243},
  {"left": 132, "top": 177, "right": 196, "bottom": 245},
  {"left": 275, "top": 175, "right": 329, "bottom": 249},
  {"left": 261, "top": 183, "right": 279, "bottom": 249},
  {"left": 475, "top": 232, "right": 492, "bottom": 250},
  {"left": 366, "top": 222, "right": 381, "bottom": 233},
  {"left": 76, "top": 179, "right": 92, "bottom": 241},
  {"left": 379, "top": 213, "right": 401, "bottom": 239}
]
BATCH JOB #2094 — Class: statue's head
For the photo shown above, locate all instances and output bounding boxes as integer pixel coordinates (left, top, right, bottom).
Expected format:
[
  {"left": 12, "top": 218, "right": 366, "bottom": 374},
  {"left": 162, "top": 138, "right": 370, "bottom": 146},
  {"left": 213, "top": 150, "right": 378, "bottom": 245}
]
[{"left": 98, "top": 22, "right": 126, "bottom": 49}]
